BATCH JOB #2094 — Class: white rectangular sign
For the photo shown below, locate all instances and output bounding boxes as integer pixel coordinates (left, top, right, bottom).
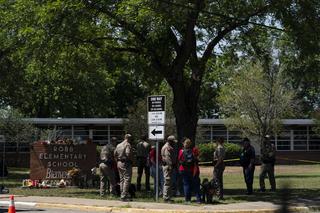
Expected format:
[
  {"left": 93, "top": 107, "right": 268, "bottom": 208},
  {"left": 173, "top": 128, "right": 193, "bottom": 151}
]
[
  {"left": 148, "top": 111, "right": 165, "bottom": 125},
  {"left": 148, "top": 95, "right": 165, "bottom": 125},
  {"left": 148, "top": 126, "right": 165, "bottom": 140}
]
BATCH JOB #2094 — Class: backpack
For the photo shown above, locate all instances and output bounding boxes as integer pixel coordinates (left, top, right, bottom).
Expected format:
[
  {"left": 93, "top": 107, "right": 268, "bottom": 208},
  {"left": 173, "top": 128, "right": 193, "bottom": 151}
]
[{"left": 182, "top": 149, "right": 195, "bottom": 167}]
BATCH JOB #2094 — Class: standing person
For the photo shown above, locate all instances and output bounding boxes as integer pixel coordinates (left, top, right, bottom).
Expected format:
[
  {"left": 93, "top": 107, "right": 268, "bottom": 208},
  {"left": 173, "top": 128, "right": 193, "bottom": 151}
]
[
  {"left": 136, "top": 135, "right": 151, "bottom": 191},
  {"left": 213, "top": 137, "right": 225, "bottom": 200},
  {"left": 240, "top": 138, "right": 256, "bottom": 195},
  {"left": 99, "top": 137, "right": 118, "bottom": 196},
  {"left": 161, "top": 135, "right": 177, "bottom": 203},
  {"left": 178, "top": 138, "right": 201, "bottom": 203},
  {"left": 172, "top": 138, "right": 183, "bottom": 196},
  {"left": 150, "top": 144, "right": 164, "bottom": 196},
  {"left": 192, "top": 141, "right": 201, "bottom": 203},
  {"left": 114, "top": 134, "right": 133, "bottom": 201},
  {"left": 259, "top": 135, "right": 276, "bottom": 192}
]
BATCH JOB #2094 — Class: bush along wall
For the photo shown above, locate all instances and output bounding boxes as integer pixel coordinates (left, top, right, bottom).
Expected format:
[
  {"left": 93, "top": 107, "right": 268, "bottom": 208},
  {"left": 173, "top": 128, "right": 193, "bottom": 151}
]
[{"left": 198, "top": 142, "right": 242, "bottom": 165}]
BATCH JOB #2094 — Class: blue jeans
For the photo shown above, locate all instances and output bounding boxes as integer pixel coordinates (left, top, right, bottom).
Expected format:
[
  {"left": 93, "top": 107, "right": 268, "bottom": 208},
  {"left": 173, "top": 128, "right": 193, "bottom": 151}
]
[
  {"left": 243, "top": 166, "right": 255, "bottom": 194},
  {"left": 192, "top": 174, "right": 201, "bottom": 202},
  {"left": 181, "top": 170, "right": 192, "bottom": 201},
  {"left": 150, "top": 165, "right": 164, "bottom": 194}
]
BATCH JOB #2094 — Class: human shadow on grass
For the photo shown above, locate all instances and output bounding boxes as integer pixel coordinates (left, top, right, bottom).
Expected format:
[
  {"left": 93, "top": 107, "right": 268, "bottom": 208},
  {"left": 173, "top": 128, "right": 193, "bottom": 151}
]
[{"left": 225, "top": 188, "right": 320, "bottom": 205}]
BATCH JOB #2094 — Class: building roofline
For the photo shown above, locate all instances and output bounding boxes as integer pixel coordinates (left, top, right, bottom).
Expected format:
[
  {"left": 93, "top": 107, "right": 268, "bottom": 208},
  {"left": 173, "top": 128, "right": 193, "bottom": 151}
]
[
  {"left": 24, "top": 118, "right": 316, "bottom": 125},
  {"left": 24, "top": 118, "right": 125, "bottom": 125}
]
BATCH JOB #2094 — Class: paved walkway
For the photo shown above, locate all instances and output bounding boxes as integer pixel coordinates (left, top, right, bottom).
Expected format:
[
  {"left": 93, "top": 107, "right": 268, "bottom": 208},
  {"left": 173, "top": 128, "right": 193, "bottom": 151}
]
[{"left": 0, "top": 195, "right": 311, "bottom": 213}]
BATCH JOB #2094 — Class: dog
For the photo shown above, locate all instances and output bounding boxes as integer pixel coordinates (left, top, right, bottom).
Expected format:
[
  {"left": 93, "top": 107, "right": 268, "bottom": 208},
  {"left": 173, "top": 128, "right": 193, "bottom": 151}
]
[{"left": 201, "top": 178, "right": 220, "bottom": 203}]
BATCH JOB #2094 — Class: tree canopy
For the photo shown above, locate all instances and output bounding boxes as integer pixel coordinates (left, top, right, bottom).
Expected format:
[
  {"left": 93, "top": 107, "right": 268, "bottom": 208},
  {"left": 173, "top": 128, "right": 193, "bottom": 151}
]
[
  {"left": 218, "top": 62, "right": 296, "bottom": 142},
  {"left": 1, "top": 0, "right": 320, "bottom": 141}
]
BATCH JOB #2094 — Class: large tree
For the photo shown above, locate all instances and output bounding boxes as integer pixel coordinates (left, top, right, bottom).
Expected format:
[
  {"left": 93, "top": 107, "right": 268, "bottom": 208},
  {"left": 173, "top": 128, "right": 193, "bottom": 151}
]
[{"left": 1, "top": 0, "right": 319, "bottom": 141}]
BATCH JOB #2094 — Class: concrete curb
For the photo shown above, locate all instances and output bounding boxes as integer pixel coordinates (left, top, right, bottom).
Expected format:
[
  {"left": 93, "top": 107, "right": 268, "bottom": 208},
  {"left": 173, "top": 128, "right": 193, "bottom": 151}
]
[{"left": 34, "top": 202, "right": 310, "bottom": 213}]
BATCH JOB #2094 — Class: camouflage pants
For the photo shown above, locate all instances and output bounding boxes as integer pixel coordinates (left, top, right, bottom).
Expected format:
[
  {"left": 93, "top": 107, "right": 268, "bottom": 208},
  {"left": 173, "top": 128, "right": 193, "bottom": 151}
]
[
  {"left": 162, "top": 165, "right": 173, "bottom": 200},
  {"left": 259, "top": 163, "right": 276, "bottom": 191},
  {"left": 99, "top": 162, "right": 117, "bottom": 196},
  {"left": 213, "top": 164, "right": 225, "bottom": 199},
  {"left": 117, "top": 161, "right": 132, "bottom": 199}
]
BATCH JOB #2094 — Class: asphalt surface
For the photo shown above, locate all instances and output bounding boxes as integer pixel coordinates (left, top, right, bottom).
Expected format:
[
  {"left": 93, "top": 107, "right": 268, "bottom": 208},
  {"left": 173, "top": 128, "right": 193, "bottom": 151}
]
[{"left": 0, "top": 195, "right": 313, "bottom": 213}]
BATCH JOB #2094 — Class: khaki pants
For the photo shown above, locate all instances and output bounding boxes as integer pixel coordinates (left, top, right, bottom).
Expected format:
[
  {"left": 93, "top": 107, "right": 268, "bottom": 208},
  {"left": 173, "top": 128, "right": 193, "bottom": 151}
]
[
  {"left": 99, "top": 162, "right": 117, "bottom": 196},
  {"left": 117, "top": 161, "right": 132, "bottom": 199},
  {"left": 259, "top": 163, "right": 276, "bottom": 190},
  {"left": 162, "top": 165, "right": 173, "bottom": 200}
]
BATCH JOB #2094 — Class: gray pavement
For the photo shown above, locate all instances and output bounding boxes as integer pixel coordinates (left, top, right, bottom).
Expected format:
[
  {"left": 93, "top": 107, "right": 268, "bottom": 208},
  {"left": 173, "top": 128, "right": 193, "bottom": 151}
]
[{"left": 0, "top": 195, "right": 312, "bottom": 213}]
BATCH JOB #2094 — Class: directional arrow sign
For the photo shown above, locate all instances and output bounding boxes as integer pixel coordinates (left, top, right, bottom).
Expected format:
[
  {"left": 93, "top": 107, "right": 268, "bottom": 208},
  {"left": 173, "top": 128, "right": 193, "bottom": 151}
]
[{"left": 148, "top": 126, "right": 164, "bottom": 140}]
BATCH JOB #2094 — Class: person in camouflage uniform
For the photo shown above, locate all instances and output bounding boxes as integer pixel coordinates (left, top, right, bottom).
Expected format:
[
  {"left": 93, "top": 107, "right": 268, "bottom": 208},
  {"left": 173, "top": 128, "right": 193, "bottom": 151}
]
[
  {"left": 136, "top": 134, "right": 151, "bottom": 191},
  {"left": 259, "top": 135, "right": 276, "bottom": 192},
  {"left": 114, "top": 134, "right": 133, "bottom": 201},
  {"left": 213, "top": 137, "right": 225, "bottom": 200},
  {"left": 161, "top": 135, "right": 177, "bottom": 203},
  {"left": 99, "top": 137, "right": 118, "bottom": 196}
]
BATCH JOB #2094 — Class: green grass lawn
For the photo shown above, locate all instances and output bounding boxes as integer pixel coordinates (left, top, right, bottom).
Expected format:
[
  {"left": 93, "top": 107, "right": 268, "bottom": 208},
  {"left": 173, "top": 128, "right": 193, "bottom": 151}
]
[{"left": 3, "top": 165, "right": 320, "bottom": 205}]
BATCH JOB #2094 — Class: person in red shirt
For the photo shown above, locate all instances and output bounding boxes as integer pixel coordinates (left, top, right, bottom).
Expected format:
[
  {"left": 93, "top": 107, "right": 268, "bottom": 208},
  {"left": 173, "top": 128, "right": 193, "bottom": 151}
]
[
  {"left": 149, "top": 144, "right": 164, "bottom": 196},
  {"left": 178, "top": 138, "right": 201, "bottom": 203}
]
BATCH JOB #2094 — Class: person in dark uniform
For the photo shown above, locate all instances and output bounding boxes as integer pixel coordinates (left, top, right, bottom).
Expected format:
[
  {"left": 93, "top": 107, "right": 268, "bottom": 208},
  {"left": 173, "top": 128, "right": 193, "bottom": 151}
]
[
  {"left": 259, "top": 135, "right": 276, "bottom": 192},
  {"left": 136, "top": 135, "right": 151, "bottom": 191},
  {"left": 240, "top": 138, "right": 256, "bottom": 195}
]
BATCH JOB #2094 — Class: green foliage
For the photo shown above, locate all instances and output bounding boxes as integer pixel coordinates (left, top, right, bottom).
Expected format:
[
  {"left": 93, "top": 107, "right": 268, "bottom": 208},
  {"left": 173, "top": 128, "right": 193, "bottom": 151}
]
[
  {"left": 124, "top": 82, "right": 176, "bottom": 143},
  {"left": 0, "top": 107, "right": 36, "bottom": 144},
  {"left": 218, "top": 62, "right": 297, "bottom": 142},
  {"left": 198, "top": 142, "right": 215, "bottom": 162},
  {"left": 198, "top": 142, "right": 242, "bottom": 163}
]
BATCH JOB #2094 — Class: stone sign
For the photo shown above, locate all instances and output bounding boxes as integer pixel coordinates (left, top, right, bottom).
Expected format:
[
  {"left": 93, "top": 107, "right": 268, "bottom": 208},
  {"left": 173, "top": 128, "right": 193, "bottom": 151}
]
[{"left": 30, "top": 143, "right": 97, "bottom": 180}]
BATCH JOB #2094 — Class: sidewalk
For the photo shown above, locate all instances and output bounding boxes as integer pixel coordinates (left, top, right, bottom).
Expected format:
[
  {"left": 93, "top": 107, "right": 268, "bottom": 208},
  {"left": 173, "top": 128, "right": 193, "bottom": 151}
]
[{"left": 0, "top": 195, "right": 310, "bottom": 213}]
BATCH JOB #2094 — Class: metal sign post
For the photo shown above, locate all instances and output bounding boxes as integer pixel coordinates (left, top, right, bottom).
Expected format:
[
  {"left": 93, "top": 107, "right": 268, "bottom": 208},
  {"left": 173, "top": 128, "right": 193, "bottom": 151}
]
[{"left": 147, "top": 95, "right": 165, "bottom": 202}]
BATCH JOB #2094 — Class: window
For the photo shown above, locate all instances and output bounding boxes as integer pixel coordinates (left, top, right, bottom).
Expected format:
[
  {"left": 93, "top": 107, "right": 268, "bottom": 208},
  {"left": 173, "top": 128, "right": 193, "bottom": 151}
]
[
  {"left": 293, "top": 128, "right": 308, "bottom": 150},
  {"left": 276, "top": 130, "right": 291, "bottom": 150},
  {"left": 309, "top": 131, "right": 320, "bottom": 150}
]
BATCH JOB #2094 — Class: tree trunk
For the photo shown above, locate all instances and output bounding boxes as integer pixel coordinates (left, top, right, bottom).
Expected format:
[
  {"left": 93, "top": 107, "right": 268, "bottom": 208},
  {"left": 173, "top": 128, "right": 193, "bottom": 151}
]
[{"left": 171, "top": 78, "right": 201, "bottom": 144}]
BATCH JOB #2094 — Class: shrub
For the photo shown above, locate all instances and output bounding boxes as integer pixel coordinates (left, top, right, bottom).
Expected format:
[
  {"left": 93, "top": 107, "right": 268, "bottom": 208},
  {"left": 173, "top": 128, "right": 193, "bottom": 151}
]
[{"left": 197, "top": 142, "right": 242, "bottom": 164}]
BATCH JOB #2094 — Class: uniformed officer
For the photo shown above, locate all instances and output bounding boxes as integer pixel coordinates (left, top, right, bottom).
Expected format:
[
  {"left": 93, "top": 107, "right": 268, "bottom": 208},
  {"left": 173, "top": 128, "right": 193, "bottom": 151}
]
[
  {"left": 161, "top": 135, "right": 177, "bottom": 203},
  {"left": 240, "top": 138, "right": 256, "bottom": 195},
  {"left": 99, "top": 137, "right": 117, "bottom": 196},
  {"left": 213, "top": 137, "right": 225, "bottom": 200},
  {"left": 136, "top": 134, "right": 151, "bottom": 191},
  {"left": 259, "top": 135, "right": 276, "bottom": 192},
  {"left": 114, "top": 134, "right": 133, "bottom": 201}
]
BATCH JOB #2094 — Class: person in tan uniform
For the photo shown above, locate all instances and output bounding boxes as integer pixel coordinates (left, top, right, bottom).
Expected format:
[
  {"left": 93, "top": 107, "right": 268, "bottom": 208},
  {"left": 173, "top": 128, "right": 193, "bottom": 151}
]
[
  {"left": 161, "top": 135, "right": 177, "bottom": 203},
  {"left": 99, "top": 137, "right": 118, "bottom": 196},
  {"left": 114, "top": 134, "right": 133, "bottom": 201},
  {"left": 136, "top": 135, "right": 151, "bottom": 191},
  {"left": 213, "top": 137, "right": 226, "bottom": 200}
]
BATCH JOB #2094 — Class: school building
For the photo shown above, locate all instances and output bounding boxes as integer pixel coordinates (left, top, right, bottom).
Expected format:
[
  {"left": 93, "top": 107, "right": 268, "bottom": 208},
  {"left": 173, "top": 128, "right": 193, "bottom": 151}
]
[{"left": 3, "top": 118, "right": 320, "bottom": 166}]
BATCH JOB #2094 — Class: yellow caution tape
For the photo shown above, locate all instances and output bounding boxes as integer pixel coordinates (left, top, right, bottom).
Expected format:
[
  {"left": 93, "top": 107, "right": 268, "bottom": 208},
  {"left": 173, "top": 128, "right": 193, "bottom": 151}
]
[{"left": 198, "top": 158, "right": 240, "bottom": 165}]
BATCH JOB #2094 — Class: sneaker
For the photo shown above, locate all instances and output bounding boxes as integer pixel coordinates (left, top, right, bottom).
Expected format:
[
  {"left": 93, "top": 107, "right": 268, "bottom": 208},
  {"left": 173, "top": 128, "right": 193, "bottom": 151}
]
[{"left": 259, "top": 188, "right": 266, "bottom": 192}]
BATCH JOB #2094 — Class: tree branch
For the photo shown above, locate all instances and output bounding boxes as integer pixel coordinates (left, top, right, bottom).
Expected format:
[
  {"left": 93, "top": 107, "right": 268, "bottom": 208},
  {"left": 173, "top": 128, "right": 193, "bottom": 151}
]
[
  {"left": 171, "top": 0, "right": 204, "bottom": 74},
  {"left": 201, "top": 3, "right": 272, "bottom": 65}
]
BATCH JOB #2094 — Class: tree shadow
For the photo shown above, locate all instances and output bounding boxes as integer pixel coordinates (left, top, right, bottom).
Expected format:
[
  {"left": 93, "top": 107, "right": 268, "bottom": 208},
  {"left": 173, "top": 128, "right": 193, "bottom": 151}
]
[{"left": 225, "top": 188, "right": 320, "bottom": 206}]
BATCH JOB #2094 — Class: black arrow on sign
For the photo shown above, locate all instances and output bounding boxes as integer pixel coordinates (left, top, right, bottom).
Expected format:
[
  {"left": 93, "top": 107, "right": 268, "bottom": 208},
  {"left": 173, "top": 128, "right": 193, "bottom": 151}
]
[{"left": 151, "top": 129, "right": 162, "bottom": 136}]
